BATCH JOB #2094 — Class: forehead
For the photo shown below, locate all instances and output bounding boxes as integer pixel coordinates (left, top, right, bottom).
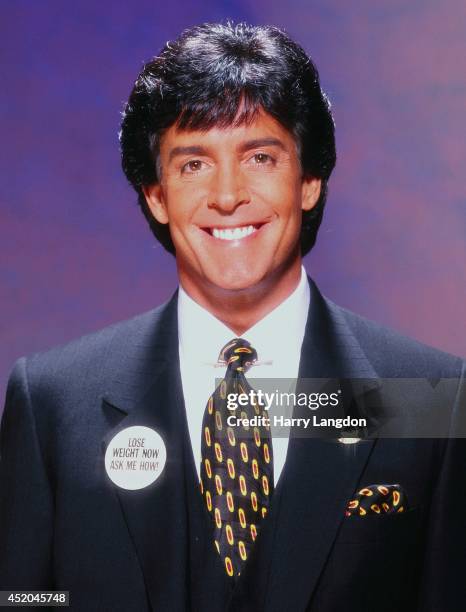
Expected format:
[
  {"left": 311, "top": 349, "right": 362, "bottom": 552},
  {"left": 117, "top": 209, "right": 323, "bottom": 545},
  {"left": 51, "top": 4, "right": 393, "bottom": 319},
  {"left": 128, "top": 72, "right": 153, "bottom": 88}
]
[{"left": 159, "top": 109, "right": 297, "bottom": 155}]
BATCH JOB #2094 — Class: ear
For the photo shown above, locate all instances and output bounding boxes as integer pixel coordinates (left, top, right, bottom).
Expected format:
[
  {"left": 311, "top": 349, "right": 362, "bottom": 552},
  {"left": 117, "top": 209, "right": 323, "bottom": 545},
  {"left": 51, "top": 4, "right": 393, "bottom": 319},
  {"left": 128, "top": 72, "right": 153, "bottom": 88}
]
[
  {"left": 142, "top": 183, "right": 169, "bottom": 225},
  {"left": 301, "top": 177, "right": 322, "bottom": 212}
]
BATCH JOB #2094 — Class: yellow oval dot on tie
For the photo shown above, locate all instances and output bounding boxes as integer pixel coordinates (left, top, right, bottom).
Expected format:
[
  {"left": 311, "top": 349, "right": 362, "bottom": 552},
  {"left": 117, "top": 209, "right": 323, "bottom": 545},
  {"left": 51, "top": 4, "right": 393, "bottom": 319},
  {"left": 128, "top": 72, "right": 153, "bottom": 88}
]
[
  {"left": 238, "top": 541, "right": 247, "bottom": 561},
  {"left": 261, "top": 507, "right": 267, "bottom": 518},
  {"left": 239, "top": 508, "right": 246, "bottom": 529},
  {"left": 359, "top": 507, "right": 366, "bottom": 516},
  {"left": 263, "top": 443, "right": 270, "bottom": 463},
  {"left": 251, "top": 491, "right": 258, "bottom": 511},
  {"left": 382, "top": 502, "right": 390, "bottom": 512},
  {"left": 214, "top": 442, "right": 223, "bottom": 462},
  {"left": 262, "top": 475, "right": 269, "bottom": 496},
  {"left": 227, "top": 458, "right": 235, "bottom": 479},
  {"left": 240, "top": 442, "right": 248, "bottom": 462},
  {"left": 252, "top": 459, "right": 259, "bottom": 479},
  {"left": 393, "top": 490, "right": 400, "bottom": 506},
  {"left": 225, "top": 556, "right": 234, "bottom": 577},
  {"left": 226, "top": 524, "right": 234, "bottom": 545},
  {"left": 239, "top": 475, "right": 247, "bottom": 496},
  {"left": 215, "top": 411, "right": 223, "bottom": 431},
  {"left": 215, "top": 474, "right": 223, "bottom": 495},
  {"left": 250, "top": 524, "right": 257, "bottom": 541},
  {"left": 214, "top": 540, "right": 220, "bottom": 554},
  {"left": 220, "top": 381, "right": 227, "bottom": 399},
  {"left": 370, "top": 504, "right": 381, "bottom": 514},
  {"left": 215, "top": 507, "right": 222, "bottom": 528},
  {"left": 205, "top": 458, "right": 212, "bottom": 478},
  {"left": 348, "top": 499, "right": 359, "bottom": 509},
  {"left": 206, "top": 491, "right": 212, "bottom": 511},
  {"left": 378, "top": 485, "right": 389, "bottom": 495},
  {"left": 227, "top": 492, "right": 235, "bottom": 512},
  {"left": 208, "top": 397, "right": 214, "bottom": 414},
  {"left": 227, "top": 427, "right": 236, "bottom": 446},
  {"left": 240, "top": 412, "right": 249, "bottom": 430},
  {"left": 254, "top": 427, "right": 261, "bottom": 447},
  {"left": 200, "top": 479, "right": 204, "bottom": 494}
]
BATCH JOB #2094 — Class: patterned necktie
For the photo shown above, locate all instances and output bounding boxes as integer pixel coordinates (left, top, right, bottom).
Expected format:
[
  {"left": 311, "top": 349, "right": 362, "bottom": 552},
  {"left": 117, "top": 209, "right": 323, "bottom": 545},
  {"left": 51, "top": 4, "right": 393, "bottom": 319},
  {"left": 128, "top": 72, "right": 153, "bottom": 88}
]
[{"left": 200, "top": 338, "right": 274, "bottom": 578}]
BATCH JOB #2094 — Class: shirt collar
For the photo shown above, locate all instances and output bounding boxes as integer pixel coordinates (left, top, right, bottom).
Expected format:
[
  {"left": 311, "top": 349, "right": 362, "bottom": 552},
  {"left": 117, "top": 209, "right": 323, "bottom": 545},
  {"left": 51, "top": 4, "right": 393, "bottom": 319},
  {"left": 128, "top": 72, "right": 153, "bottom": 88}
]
[{"left": 178, "top": 266, "right": 310, "bottom": 365}]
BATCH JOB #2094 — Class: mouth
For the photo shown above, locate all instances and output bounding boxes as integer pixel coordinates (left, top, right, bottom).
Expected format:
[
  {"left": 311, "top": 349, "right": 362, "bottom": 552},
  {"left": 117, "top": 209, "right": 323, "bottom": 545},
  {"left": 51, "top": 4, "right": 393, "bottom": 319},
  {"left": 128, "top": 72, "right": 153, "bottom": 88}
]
[{"left": 202, "top": 223, "right": 265, "bottom": 241}]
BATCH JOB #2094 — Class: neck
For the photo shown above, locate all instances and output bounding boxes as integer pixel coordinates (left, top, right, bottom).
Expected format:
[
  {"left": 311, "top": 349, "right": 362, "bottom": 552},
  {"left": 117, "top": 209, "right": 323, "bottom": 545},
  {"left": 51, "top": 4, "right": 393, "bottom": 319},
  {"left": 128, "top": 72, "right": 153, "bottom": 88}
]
[{"left": 179, "top": 262, "right": 303, "bottom": 335}]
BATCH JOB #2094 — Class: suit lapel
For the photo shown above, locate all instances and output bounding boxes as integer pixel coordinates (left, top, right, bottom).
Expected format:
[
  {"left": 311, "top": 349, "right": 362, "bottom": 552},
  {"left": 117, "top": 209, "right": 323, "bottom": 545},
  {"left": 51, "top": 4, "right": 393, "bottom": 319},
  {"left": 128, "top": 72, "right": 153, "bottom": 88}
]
[
  {"left": 261, "top": 279, "right": 379, "bottom": 611},
  {"left": 101, "top": 294, "right": 192, "bottom": 611}
]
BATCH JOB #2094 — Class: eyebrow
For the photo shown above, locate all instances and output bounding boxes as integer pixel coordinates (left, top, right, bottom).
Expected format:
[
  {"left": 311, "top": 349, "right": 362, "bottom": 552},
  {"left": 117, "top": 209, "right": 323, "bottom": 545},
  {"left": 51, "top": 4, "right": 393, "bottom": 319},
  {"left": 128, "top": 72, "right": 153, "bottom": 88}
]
[
  {"left": 167, "top": 138, "right": 288, "bottom": 163},
  {"left": 238, "top": 138, "right": 287, "bottom": 153},
  {"left": 168, "top": 146, "right": 207, "bottom": 162}
]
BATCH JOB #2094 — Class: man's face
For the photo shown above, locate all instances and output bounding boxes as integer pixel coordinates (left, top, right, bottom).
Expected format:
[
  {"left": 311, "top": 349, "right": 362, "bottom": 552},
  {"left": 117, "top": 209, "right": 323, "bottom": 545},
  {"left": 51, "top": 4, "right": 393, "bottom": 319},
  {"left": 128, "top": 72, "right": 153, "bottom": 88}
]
[{"left": 144, "top": 110, "right": 321, "bottom": 297}]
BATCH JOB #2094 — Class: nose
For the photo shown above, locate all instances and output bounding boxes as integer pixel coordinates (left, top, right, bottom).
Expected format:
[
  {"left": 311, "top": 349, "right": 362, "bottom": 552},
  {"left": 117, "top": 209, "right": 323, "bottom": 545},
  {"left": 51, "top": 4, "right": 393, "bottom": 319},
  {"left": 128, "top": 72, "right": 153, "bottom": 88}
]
[{"left": 207, "top": 163, "right": 250, "bottom": 213}]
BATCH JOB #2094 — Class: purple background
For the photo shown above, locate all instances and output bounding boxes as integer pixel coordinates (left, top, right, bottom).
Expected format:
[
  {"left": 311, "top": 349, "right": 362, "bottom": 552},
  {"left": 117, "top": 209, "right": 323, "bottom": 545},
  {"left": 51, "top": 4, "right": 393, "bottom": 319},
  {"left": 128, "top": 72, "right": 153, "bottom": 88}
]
[{"left": 1, "top": 1, "right": 465, "bottom": 406}]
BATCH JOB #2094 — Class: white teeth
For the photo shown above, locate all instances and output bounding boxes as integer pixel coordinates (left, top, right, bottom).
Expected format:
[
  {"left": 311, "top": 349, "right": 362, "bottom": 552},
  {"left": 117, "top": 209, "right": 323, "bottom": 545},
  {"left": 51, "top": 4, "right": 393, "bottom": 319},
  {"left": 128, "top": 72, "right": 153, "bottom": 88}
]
[{"left": 211, "top": 225, "right": 257, "bottom": 241}]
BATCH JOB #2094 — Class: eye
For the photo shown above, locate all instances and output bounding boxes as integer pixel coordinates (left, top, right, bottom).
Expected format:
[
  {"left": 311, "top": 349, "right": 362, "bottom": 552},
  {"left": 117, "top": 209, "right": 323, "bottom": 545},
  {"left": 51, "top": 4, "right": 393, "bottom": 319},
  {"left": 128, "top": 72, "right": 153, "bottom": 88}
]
[
  {"left": 251, "top": 153, "right": 275, "bottom": 165},
  {"left": 181, "top": 159, "right": 205, "bottom": 174}
]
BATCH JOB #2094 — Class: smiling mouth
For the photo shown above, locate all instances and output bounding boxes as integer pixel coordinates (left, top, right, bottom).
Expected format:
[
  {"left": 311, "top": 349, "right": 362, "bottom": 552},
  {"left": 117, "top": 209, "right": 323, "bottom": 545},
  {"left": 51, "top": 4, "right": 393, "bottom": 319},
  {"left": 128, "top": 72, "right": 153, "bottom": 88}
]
[{"left": 203, "top": 224, "right": 264, "bottom": 241}]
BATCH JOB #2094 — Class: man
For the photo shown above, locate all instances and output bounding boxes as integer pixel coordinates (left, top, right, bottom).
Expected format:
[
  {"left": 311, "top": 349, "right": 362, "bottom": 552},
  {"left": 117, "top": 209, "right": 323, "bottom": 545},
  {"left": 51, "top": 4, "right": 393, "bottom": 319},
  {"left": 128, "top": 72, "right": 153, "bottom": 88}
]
[{"left": 1, "top": 22, "right": 465, "bottom": 612}]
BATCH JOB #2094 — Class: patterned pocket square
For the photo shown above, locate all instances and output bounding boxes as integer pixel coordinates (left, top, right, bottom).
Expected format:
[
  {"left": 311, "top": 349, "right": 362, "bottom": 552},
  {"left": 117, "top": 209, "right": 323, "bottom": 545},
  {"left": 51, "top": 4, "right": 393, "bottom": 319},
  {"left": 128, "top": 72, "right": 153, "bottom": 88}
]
[{"left": 345, "top": 484, "right": 408, "bottom": 517}]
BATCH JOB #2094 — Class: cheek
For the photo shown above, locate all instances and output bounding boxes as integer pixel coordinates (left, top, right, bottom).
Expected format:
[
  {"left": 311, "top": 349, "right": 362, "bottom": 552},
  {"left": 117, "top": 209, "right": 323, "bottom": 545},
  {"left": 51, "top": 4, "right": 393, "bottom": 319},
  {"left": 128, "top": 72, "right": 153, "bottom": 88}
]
[
  {"left": 163, "top": 187, "right": 201, "bottom": 229},
  {"left": 250, "top": 170, "right": 301, "bottom": 209},
  {"left": 264, "top": 189, "right": 303, "bottom": 227}
]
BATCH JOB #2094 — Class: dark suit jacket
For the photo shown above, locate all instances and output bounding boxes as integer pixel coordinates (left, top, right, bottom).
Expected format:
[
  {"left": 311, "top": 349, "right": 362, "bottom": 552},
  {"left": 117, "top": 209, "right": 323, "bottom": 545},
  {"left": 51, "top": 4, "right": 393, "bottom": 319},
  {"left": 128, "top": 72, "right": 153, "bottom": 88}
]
[{"left": 1, "top": 279, "right": 465, "bottom": 611}]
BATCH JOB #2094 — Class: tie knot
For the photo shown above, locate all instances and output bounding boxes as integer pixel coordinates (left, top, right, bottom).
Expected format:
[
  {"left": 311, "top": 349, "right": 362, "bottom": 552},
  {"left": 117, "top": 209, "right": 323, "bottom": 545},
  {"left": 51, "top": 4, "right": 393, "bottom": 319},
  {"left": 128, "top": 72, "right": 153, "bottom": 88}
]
[{"left": 219, "top": 338, "right": 258, "bottom": 373}]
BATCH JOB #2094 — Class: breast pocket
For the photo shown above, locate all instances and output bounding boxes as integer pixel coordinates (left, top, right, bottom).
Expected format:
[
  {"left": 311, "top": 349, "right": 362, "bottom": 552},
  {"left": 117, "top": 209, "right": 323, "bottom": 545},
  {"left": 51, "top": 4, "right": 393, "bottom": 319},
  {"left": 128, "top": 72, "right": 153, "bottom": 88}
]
[
  {"left": 337, "top": 505, "right": 423, "bottom": 545},
  {"left": 310, "top": 507, "right": 424, "bottom": 611}
]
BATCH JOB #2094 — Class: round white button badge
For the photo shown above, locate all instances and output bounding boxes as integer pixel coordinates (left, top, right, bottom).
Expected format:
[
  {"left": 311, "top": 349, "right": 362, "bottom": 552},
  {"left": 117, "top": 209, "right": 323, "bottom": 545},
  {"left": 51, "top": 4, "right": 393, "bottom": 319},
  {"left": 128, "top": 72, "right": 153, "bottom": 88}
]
[{"left": 105, "top": 426, "right": 167, "bottom": 490}]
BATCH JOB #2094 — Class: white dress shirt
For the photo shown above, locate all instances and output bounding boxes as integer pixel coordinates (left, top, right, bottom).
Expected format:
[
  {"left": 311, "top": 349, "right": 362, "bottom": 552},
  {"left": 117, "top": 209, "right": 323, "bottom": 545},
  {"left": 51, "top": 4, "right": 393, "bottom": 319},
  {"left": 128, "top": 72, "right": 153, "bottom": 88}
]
[{"left": 178, "top": 266, "right": 310, "bottom": 485}]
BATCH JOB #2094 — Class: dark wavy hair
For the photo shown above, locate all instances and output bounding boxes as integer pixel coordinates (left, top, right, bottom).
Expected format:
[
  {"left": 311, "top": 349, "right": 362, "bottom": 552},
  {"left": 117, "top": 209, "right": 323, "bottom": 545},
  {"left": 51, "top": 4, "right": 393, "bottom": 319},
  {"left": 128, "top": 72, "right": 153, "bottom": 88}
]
[{"left": 120, "top": 22, "right": 336, "bottom": 256}]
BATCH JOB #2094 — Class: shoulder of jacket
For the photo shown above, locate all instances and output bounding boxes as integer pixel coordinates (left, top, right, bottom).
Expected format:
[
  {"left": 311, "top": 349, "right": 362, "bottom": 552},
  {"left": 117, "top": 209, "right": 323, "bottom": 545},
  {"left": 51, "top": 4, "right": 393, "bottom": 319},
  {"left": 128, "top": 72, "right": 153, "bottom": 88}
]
[{"left": 325, "top": 297, "right": 464, "bottom": 378}]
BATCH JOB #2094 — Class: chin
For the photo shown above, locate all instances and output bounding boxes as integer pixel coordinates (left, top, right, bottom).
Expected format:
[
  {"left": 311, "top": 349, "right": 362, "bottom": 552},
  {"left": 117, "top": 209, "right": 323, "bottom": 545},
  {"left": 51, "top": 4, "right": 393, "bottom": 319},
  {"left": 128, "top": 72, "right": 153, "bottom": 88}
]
[{"left": 207, "top": 266, "right": 267, "bottom": 293}]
